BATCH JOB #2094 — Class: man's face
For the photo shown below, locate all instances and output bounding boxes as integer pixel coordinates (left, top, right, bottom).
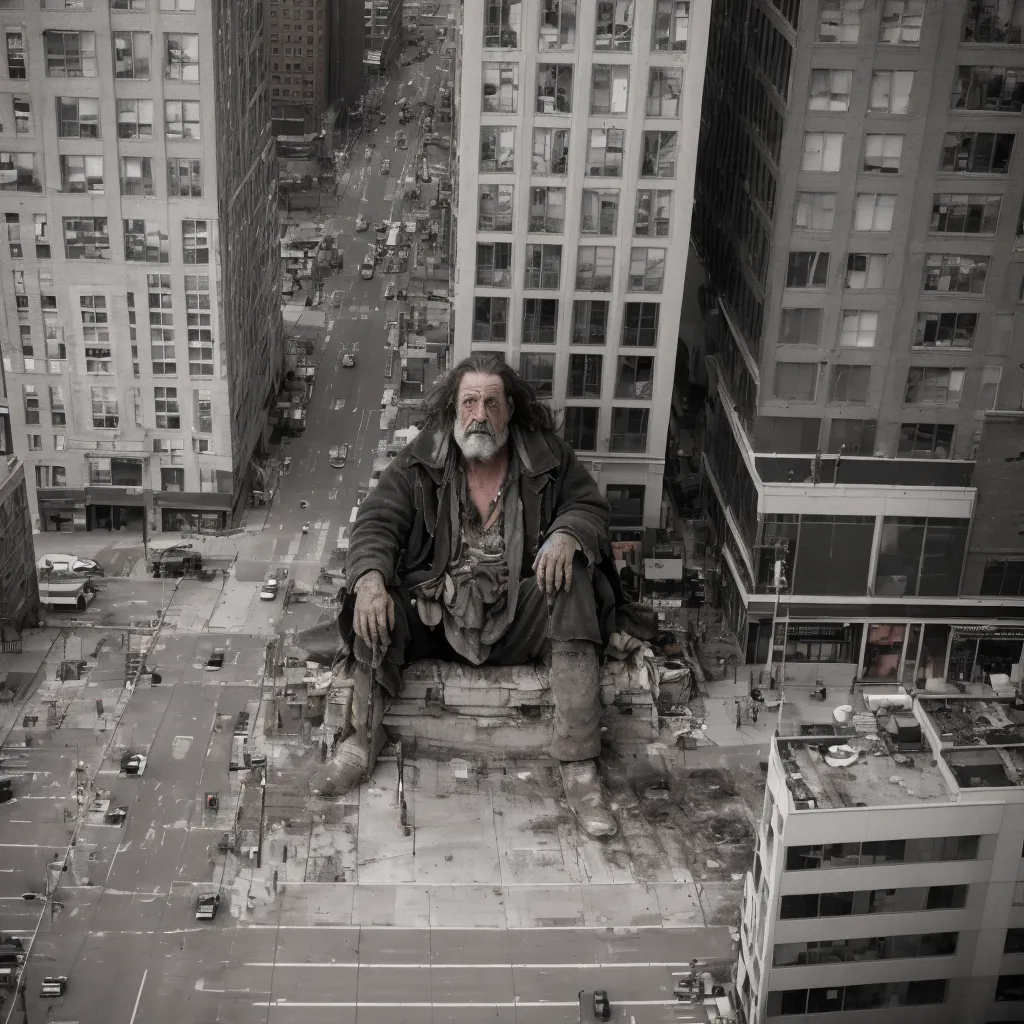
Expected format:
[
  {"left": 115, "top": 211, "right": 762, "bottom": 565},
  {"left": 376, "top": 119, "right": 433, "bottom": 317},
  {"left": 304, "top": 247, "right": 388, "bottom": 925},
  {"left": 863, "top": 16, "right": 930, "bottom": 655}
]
[{"left": 453, "top": 371, "right": 512, "bottom": 462}]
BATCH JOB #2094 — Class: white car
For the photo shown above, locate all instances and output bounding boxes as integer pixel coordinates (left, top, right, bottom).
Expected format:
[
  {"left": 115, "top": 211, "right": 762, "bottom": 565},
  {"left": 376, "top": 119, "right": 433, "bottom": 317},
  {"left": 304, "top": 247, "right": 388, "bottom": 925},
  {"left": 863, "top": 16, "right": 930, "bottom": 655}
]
[{"left": 36, "top": 554, "right": 104, "bottom": 577}]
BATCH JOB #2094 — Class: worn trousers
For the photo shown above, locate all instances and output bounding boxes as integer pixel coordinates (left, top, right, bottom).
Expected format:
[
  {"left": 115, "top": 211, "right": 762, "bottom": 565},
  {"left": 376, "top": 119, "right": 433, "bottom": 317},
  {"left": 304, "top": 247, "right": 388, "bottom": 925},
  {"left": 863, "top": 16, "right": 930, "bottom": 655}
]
[{"left": 339, "top": 552, "right": 609, "bottom": 761}]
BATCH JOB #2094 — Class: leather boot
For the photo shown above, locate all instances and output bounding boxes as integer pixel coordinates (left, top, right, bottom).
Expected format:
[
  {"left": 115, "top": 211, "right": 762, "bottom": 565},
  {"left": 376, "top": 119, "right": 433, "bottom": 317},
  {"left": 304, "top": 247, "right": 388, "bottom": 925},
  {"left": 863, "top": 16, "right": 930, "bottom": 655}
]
[
  {"left": 559, "top": 760, "right": 618, "bottom": 839},
  {"left": 309, "top": 664, "right": 386, "bottom": 798}
]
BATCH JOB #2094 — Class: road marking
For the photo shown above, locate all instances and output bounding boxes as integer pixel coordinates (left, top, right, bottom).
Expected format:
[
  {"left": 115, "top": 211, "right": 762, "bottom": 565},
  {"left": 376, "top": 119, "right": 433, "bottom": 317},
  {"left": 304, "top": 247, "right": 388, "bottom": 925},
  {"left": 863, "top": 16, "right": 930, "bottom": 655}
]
[
  {"left": 328, "top": 489, "right": 338, "bottom": 501},
  {"left": 241, "top": 923, "right": 695, "bottom": 932},
  {"left": 251, "top": 1000, "right": 694, "bottom": 1010},
  {"left": 129, "top": 969, "right": 148, "bottom": 1024},
  {"left": 244, "top": 961, "right": 696, "bottom": 970}
]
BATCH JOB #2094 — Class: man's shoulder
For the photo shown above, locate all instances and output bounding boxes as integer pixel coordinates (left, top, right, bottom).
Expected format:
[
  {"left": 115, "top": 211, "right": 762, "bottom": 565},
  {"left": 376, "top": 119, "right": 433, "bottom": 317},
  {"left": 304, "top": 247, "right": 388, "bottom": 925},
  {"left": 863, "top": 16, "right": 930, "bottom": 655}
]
[{"left": 519, "top": 425, "right": 576, "bottom": 475}]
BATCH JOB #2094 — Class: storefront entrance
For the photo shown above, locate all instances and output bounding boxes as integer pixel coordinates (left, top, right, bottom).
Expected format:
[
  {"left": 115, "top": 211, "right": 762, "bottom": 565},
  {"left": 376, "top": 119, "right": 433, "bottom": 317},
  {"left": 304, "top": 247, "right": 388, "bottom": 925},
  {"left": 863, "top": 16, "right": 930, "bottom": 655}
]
[
  {"left": 160, "top": 508, "right": 227, "bottom": 534},
  {"left": 89, "top": 504, "right": 145, "bottom": 532}
]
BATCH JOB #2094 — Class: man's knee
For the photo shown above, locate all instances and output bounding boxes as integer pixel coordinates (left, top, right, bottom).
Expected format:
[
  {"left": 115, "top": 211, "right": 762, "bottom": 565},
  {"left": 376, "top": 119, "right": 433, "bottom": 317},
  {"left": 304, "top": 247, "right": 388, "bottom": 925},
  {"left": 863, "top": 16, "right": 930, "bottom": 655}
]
[{"left": 548, "top": 552, "right": 602, "bottom": 645}]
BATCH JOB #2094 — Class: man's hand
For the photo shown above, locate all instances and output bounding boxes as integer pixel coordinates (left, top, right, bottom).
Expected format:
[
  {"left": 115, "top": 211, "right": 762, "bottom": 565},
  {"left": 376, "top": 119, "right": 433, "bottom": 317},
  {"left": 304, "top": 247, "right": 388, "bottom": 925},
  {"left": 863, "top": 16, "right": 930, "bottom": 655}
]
[
  {"left": 532, "top": 531, "right": 580, "bottom": 596},
  {"left": 353, "top": 571, "right": 395, "bottom": 649}
]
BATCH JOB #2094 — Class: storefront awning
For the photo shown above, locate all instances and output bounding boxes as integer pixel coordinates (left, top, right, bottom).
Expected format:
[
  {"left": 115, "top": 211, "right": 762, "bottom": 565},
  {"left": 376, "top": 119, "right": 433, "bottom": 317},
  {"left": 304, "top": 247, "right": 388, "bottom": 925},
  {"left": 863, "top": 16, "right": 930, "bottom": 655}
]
[{"left": 153, "top": 491, "right": 233, "bottom": 510}]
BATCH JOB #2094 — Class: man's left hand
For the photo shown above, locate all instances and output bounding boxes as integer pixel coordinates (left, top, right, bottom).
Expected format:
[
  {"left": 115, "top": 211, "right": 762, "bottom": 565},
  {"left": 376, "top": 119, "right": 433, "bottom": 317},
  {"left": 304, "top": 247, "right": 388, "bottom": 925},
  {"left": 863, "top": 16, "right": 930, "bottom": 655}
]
[{"left": 533, "top": 531, "right": 580, "bottom": 596}]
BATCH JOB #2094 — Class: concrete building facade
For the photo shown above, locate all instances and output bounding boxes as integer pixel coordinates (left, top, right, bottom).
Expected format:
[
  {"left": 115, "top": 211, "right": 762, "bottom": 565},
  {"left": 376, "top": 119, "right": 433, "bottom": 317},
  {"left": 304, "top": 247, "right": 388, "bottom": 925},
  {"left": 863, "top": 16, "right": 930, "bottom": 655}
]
[
  {"left": 364, "top": 0, "right": 402, "bottom": 74},
  {"left": 265, "top": 0, "right": 332, "bottom": 135},
  {"left": 692, "top": 0, "right": 1024, "bottom": 681},
  {"left": 0, "top": 0, "right": 282, "bottom": 535},
  {"left": 743, "top": 694, "right": 1024, "bottom": 1023},
  {"left": 453, "top": 0, "right": 709, "bottom": 535}
]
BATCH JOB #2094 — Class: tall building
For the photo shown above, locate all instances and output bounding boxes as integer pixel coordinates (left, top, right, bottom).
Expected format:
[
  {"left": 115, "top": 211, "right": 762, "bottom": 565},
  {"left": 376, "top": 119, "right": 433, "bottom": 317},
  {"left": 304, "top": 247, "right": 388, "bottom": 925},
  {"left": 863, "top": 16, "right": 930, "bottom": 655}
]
[
  {"left": 265, "top": 0, "right": 332, "bottom": 135},
  {"left": 0, "top": 361, "right": 38, "bottom": 633},
  {"left": 328, "top": 0, "right": 367, "bottom": 124},
  {"left": 0, "top": 0, "right": 282, "bottom": 536},
  {"left": 744, "top": 693, "right": 1024, "bottom": 1023},
  {"left": 453, "top": 0, "right": 708, "bottom": 537},
  {"left": 364, "top": 0, "right": 402, "bottom": 74},
  {"left": 693, "top": 0, "right": 1024, "bottom": 678}
]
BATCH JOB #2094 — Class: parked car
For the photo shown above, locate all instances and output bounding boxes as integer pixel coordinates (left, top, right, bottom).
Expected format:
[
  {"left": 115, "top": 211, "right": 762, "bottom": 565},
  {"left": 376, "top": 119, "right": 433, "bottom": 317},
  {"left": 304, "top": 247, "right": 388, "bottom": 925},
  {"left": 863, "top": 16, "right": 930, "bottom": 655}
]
[
  {"left": 260, "top": 566, "right": 288, "bottom": 601},
  {"left": 380, "top": 158, "right": 390, "bottom": 175},
  {"left": 330, "top": 443, "right": 350, "bottom": 469},
  {"left": 104, "top": 804, "right": 128, "bottom": 825},
  {"left": 355, "top": 215, "right": 368, "bottom": 232},
  {"left": 360, "top": 259, "right": 375, "bottom": 280},
  {"left": 36, "top": 554, "right": 103, "bottom": 577},
  {"left": 40, "top": 977, "right": 67, "bottom": 998},
  {"left": 342, "top": 354, "right": 355, "bottom": 368},
  {"left": 593, "top": 990, "right": 611, "bottom": 1021},
  {"left": 195, "top": 893, "right": 220, "bottom": 921},
  {"left": 206, "top": 648, "right": 225, "bottom": 670},
  {"left": 120, "top": 751, "right": 147, "bottom": 776}
]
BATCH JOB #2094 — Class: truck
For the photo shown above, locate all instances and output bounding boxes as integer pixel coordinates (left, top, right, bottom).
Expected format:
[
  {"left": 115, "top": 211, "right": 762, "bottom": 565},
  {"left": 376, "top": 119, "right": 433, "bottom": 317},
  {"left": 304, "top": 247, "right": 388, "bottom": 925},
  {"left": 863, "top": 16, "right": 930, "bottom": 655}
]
[
  {"left": 229, "top": 703, "right": 259, "bottom": 770},
  {"left": 150, "top": 546, "right": 203, "bottom": 578},
  {"left": 37, "top": 574, "right": 96, "bottom": 611}
]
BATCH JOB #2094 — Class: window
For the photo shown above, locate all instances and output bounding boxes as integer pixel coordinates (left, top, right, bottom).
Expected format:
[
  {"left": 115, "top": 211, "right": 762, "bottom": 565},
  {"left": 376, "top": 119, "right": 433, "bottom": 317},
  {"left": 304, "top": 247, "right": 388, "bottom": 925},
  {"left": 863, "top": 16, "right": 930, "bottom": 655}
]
[
  {"left": 567, "top": 353, "right": 603, "bottom": 397},
  {"left": 113, "top": 0, "right": 150, "bottom": 8},
  {"left": 809, "top": 69, "right": 853, "bottom": 110},
  {"left": 475, "top": 242, "right": 512, "bottom": 286},
  {"left": 151, "top": 336, "right": 176, "bottom": 375},
  {"left": 166, "top": 158, "right": 201, "bottom": 198},
  {"left": 14, "top": 97, "right": 30, "bottom": 135},
  {"left": 780, "top": 308, "right": 822, "bottom": 346},
  {"left": 586, "top": 128, "right": 624, "bottom": 176},
  {"left": 622, "top": 302, "right": 658, "bottom": 346},
  {"left": 794, "top": 192, "right": 837, "bottom": 231},
  {"left": 615, "top": 355, "right": 654, "bottom": 399},
  {"left": 160, "top": 467, "right": 184, "bottom": 492},
  {"left": 829, "top": 364, "right": 871, "bottom": 402},
  {"left": 576, "top": 245, "right": 615, "bottom": 290},
  {"left": 980, "top": 365, "right": 1002, "bottom": 409},
  {"left": 880, "top": 0, "right": 924, "bottom": 42},
  {"left": 788, "top": 836, "right": 979, "bottom": 870},
  {"left": 164, "top": 99, "right": 200, "bottom": 140},
  {"left": 634, "top": 189, "right": 671, "bottom": 237},
  {"left": 591, "top": 65, "right": 629, "bottom": 115},
  {"left": 120, "top": 156, "right": 154, "bottom": 197},
  {"left": 899, "top": 422, "right": 956, "bottom": 457},
  {"left": 63, "top": 217, "right": 109, "bottom": 259},
  {"left": 819, "top": 0, "right": 864, "bottom": 41},
  {"left": 0, "top": 153, "right": 40, "bottom": 192},
  {"left": 930, "top": 193, "right": 1001, "bottom": 234},
  {"left": 528, "top": 186, "right": 566, "bottom": 232},
  {"left": 6, "top": 30, "right": 26, "bottom": 79},
  {"left": 839, "top": 311, "right": 878, "bottom": 347},
  {"left": 606, "top": 483, "right": 646, "bottom": 526},
  {"left": 182, "top": 220, "right": 208, "bottom": 264},
  {"left": 25, "top": 434, "right": 42, "bottom": 453},
  {"left": 482, "top": 62, "right": 519, "bottom": 112},
  {"left": 652, "top": 0, "right": 688, "bottom": 50},
  {"left": 786, "top": 251, "right": 830, "bottom": 288},
  {"left": 472, "top": 296, "right": 508, "bottom": 341},
  {"left": 628, "top": 248, "right": 665, "bottom": 291},
  {"left": 533, "top": 127, "right": 570, "bottom": 174},
  {"left": 60, "top": 155, "right": 103, "bottom": 194},
  {"left": 774, "top": 362, "right": 818, "bottom": 401},
  {"left": 539, "top": 0, "right": 576, "bottom": 50},
  {"left": 774, "top": 932, "right": 957, "bottom": 968},
  {"left": 194, "top": 389, "right": 213, "bottom": 432},
  {"left": 58, "top": 97, "right": 99, "bottom": 139},
  {"left": 165, "top": 33, "right": 199, "bottom": 80},
  {"left": 114, "top": 31, "right": 151, "bottom": 78},
  {"left": 524, "top": 243, "right": 562, "bottom": 289},
  {"left": 905, "top": 367, "right": 966, "bottom": 404},
  {"left": 827, "top": 418, "right": 876, "bottom": 454},
  {"left": 863, "top": 133, "right": 904, "bottom": 173},
  {"left": 519, "top": 352, "right": 554, "bottom": 398},
  {"left": 572, "top": 300, "right": 609, "bottom": 344},
  {"left": 869, "top": 70, "right": 914, "bottom": 113},
  {"left": 580, "top": 189, "right": 619, "bottom": 234},
  {"left": 185, "top": 275, "right": 213, "bottom": 375},
  {"left": 49, "top": 386, "right": 66, "bottom": 427},
  {"left": 45, "top": 31, "right": 96, "bottom": 77},
  {"left": 854, "top": 193, "right": 896, "bottom": 231},
  {"left": 80, "top": 294, "right": 108, "bottom": 348},
  {"left": 23, "top": 385, "right": 39, "bottom": 425},
  {"left": 154, "top": 386, "right": 179, "bottom": 428},
  {"left": 480, "top": 126, "right": 514, "bottom": 171},
  {"left": 646, "top": 67, "right": 682, "bottom": 117},
  {"left": 153, "top": 438, "right": 185, "bottom": 464},
  {"left": 124, "top": 220, "right": 169, "bottom": 263},
  {"left": 610, "top": 407, "right": 649, "bottom": 452},
  {"left": 564, "top": 407, "right": 598, "bottom": 450},
  {"left": 91, "top": 387, "right": 118, "bottom": 428},
  {"left": 964, "top": 0, "right": 1024, "bottom": 42},
  {"left": 802, "top": 132, "right": 843, "bottom": 171},
  {"left": 941, "top": 132, "right": 1014, "bottom": 173},
  {"left": 923, "top": 253, "right": 989, "bottom": 293},
  {"left": 478, "top": 184, "right": 513, "bottom": 231},
  {"left": 782, "top": 884, "right": 966, "bottom": 919},
  {"left": 981, "top": 560, "right": 1024, "bottom": 596},
  {"left": 845, "top": 253, "right": 886, "bottom": 289},
  {"left": 5, "top": 214, "right": 20, "bottom": 261},
  {"left": 536, "top": 63, "right": 573, "bottom": 113},
  {"left": 640, "top": 131, "right": 676, "bottom": 177},
  {"left": 595, "top": 0, "right": 633, "bottom": 49},
  {"left": 36, "top": 466, "right": 67, "bottom": 488},
  {"left": 523, "top": 298, "right": 558, "bottom": 344},
  {"left": 951, "top": 66, "right": 1024, "bottom": 112},
  {"left": 117, "top": 99, "right": 153, "bottom": 140},
  {"left": 483, "top": 0, "right": 521, "bottom": 48}
]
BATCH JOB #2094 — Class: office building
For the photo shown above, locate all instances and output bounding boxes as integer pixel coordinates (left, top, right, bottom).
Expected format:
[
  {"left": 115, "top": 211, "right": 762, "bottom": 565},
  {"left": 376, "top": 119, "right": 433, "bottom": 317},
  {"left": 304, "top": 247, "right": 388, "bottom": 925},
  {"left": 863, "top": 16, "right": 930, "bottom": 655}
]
[
  {"left": 365, "top": 0, "right": 402, "bottom": 73},
  {"left": 453, "top": 0, "right": 708, "bottom": 539},
  {"left": 743, "top": 692, "right": 1024, "bottom": 1022},
  {"left": 265, "top": 0, "right": 331, "bottom": 135},
  {"left": 0, "top": 361, "right": 38, "bottom": 633},
  {"left": 693, "top": 0, "right": 1024, "bottom": 680},
  {"left": 0, "top": 0, "right": 282, "bottom": 535}
]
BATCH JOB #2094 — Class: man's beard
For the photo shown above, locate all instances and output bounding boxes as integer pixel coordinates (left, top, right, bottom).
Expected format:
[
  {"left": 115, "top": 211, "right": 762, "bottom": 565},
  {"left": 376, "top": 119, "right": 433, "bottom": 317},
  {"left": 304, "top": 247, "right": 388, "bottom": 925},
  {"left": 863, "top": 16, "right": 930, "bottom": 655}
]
[{"left": 454, "top": 417, "right": 509, "bottom": 462}]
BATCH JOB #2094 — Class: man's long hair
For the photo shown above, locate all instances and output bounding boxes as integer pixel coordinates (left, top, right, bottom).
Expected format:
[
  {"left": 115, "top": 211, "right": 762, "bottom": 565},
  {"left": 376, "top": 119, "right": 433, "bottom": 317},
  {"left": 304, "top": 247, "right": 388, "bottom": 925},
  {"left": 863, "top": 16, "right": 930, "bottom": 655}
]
[{"left": 421, "top": 354, "right": 554, "bottom": 433}]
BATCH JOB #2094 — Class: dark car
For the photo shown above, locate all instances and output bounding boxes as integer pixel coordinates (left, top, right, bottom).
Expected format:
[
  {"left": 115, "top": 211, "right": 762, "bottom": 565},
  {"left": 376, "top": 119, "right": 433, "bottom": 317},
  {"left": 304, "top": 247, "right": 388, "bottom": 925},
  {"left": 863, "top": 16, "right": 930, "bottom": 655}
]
[
  {"left": 104, "top": 804, "right": 128, "bottom": 825},
  {"left": 330, "top": 444, "right": 350, "bottom": 469},
  {"left": 593, "top": 990, "right": 611, "bottom": 1020},
  {"left": 206, "top": 648, "right": 225, "bottom": 670}
]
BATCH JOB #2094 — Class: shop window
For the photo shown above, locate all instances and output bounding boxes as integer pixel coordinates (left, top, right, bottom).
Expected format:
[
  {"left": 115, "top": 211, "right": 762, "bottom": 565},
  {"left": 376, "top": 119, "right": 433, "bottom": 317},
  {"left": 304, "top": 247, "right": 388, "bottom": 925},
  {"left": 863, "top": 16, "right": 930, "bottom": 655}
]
[
  {"left": 874, "top": 517, "right": 968, "bottom": 596},
  {"left": 791, "top": 515, "right": 874, "bottom": 596}
]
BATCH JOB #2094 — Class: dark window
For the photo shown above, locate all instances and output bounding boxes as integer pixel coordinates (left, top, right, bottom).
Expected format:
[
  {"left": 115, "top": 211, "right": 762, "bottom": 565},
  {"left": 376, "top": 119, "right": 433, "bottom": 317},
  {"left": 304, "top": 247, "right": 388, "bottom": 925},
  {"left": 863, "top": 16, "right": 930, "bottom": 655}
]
[
  {"left": 472, "top": 296, "right": 508, "bottom": 342},
  {"left": 606, "top": 484, "right": 645, "bottom": 526},
  {"left": 622, "top": 302, "right": 659, "bottom": 346},
  {"left": 567, "top": 353, "right": 603, "bottom": 398},
  {"left": 940, "top": 132, "right": 1015, "bottom": 173},
  {"left": 615, "top": 356, "right": 654, "bottom": 399},
  {"left": 926, "top": 885, "right": 968, "bottom": 909},
  {"left": 483, "top": 0, "right": 521, "bottom": 48},
  {"left": 951, "top": 66, "right": 1024, "bottom": 112},
  {"left": 914, "top": 311, "right": 978, "bottom": 348},
  {"left": 571, "top": 300, "right": 608, "bottom": 344},
  {"left": 522, "top": 298, "right": 557, "bottom": 344},
  {"left": 753, "top": 417, "right": 821, "bottom": 454},
  {"left": 997, "top": 976, "right": 1024, "bottom": 1002},
  {"left": 564, "top": 406, "right": 598, "bottom": 450},
  {"left": 1006, "top": 929, "right": 1024, "bottom": 954},
  {"left": 779, "top": 307, "right": 822, "bottom": 345},
  {"left": 981, "top": 560, "right": 1024, "bottom": 596},
  {"left": 828, "top": 364, "right": 871, "bottom": 403},
  {"left": 476, "top": 241, "right": 513, "bottom": 287},
  {"left": 609, "top": 408, "right": 649, "bottom": 453},
  {"left": 963, "top": 0, "right": 1024, "bottom": 41},
  {"left": 786, "top": 251, "right": 830, "bottom": 287},
  {"left": 897, "top": 422, "right": 956, "bottom": 458},
  {"left": 519, "top": 352, "right": 554, "bottom": 398},
  {"left": 875, "top": 517, "right": 969, "bottom": 597},
  {"left": 827, "top": 418, "right": 876, "bottom": 454}
]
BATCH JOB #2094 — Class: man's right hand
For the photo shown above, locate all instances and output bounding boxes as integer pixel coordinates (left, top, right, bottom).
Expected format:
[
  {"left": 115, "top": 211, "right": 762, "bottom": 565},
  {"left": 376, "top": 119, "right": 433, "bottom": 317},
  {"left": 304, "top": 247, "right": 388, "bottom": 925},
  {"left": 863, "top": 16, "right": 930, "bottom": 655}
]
[{"left": 353, "top": 570, "right": 395, "bottom": 650}]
